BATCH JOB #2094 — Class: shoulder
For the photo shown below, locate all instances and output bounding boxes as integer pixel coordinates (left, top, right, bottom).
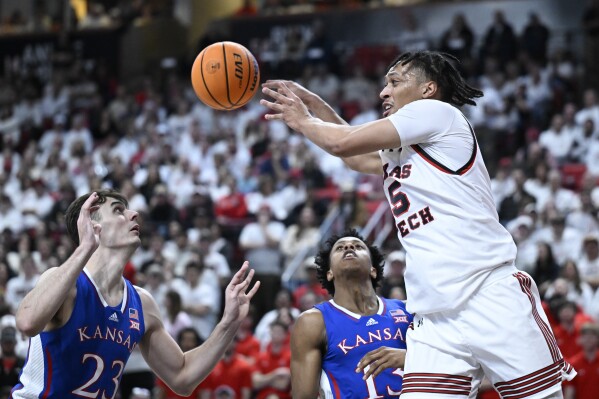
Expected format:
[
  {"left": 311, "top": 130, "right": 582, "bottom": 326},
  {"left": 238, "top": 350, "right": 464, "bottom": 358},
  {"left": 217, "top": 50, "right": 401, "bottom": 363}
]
[
  {"left": 293, "top": 308, "right": 325, "bottom": 341},
  {"left": 403, "top": 99, "right": 456, "bottom": 114},
  {"left": 291, "top": 308, "right": 326, "bottom": 352},
  {"left": 134, "top": 285, "right": 162, "bottom": 329}
]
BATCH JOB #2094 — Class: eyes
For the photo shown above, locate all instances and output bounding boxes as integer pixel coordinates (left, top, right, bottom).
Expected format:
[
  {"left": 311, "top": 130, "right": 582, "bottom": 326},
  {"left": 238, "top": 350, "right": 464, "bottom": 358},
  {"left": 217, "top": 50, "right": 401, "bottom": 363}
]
[
  {"left": 334, "top": 243, "right": 365, "bottom": 251},
  {"left": 113, "top": 206, "right": 126, "bottom": 214}
]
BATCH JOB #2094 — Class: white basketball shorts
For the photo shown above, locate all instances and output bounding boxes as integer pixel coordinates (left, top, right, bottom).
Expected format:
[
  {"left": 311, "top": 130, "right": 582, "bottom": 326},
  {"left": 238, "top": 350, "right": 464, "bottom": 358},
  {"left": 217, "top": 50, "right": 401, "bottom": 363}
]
[{"left": 401, "top": 266, "right": 576, "bottom": 399}]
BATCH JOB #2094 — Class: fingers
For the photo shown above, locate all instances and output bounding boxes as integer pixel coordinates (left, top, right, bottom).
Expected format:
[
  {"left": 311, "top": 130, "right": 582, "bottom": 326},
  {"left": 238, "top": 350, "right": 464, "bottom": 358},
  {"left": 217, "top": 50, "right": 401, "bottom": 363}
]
[
  {"left": 356, "top": 347, "right": 385, "bottom": 372},
  {"left": 363, "top": 362, "right": 388, "bottom": 380},
  {"left": 261, "top": 86, "right": 293, "bottom": 104},
  {"left": 80, "top": 192, "right": 99, "bottom": 216},
  {"left": 260, "top": 99, "right": 285, "bottom": 113},
  {"left": 229, "top": 261, "right": 249, "bottom": 286},
  {"left": 262, "top": 80, "right": 287, "bottom": 89},
  {"left": 246, "top": 280, "right": 260, "bottom": 299}
]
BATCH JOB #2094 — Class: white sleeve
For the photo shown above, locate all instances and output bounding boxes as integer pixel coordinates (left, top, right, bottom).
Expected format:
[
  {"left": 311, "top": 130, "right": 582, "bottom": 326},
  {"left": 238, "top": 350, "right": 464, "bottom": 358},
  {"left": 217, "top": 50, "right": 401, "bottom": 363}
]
[{"left": 387, "top": 100, "right": 455, "bottom": 147}]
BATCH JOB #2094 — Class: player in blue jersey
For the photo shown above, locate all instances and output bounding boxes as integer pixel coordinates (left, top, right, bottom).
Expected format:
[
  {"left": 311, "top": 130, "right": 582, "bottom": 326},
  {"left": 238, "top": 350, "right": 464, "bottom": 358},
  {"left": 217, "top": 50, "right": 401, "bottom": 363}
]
[
  {"left": 290, "top": 229, "right": 411, "bottom": 399},
  {"left": 11, "top": 190, "right": 259, "bottom": 399}
]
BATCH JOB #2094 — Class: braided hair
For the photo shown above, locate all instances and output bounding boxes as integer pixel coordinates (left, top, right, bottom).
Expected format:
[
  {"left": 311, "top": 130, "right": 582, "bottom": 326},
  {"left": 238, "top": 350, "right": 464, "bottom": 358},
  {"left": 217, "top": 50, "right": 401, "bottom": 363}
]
[{"left": 388, "top": 50, "right": 483, "bottom": 107}]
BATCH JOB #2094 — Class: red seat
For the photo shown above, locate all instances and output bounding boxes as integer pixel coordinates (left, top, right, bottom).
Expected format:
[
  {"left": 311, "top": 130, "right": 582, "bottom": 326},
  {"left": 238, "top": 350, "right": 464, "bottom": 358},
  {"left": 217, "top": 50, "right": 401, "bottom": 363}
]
[{"left": 560, "top": 163, "right": 587, "bottom": 191}]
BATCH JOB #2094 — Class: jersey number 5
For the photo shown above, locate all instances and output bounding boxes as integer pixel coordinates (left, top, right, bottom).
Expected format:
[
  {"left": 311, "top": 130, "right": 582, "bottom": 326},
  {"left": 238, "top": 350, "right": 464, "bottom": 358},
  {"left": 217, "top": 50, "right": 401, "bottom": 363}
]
[
  {"left": 72, "top": 354, "right": 124, "bottom": 399},
  {"left": 387, "top": 180, "right": 410, "bottom": 217},
  {"left": 363, "top": 366, "right": 403, "bottom": 398}
]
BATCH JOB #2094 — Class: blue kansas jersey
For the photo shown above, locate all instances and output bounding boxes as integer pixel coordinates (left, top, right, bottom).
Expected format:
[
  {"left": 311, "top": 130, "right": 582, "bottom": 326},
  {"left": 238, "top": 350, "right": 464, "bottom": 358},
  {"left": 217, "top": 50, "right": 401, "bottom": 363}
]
[
  {"left": 11, "top": 269, "right": 145, "bottom": 399},
  {"left": 315, "top": 297, "right": 411, "bottom": 399}
]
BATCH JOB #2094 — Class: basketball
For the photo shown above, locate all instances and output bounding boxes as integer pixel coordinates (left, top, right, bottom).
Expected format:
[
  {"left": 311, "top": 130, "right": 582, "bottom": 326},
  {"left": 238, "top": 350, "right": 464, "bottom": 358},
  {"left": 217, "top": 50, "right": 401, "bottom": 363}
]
[{"left": 191, "top": 41, "right": 260, "bottom": 111}]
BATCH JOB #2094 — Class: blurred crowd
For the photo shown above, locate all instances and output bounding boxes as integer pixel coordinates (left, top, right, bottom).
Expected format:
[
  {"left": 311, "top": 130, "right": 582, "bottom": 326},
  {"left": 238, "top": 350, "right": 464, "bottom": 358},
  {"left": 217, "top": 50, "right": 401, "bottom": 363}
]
[{"left": 1, "top": 2, "right": 599, "bottom": 398}]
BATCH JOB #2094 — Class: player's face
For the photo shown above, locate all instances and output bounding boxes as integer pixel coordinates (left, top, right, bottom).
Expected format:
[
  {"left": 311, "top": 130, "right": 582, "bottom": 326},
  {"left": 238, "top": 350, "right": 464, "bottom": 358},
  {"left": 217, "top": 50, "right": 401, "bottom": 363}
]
[
  {"left": 93, "top": 199, "right": 141, "bottom": 249},
  {"left": 380, "top": 63, "right": 427, "bottom": 117},
  {"left": 327, "top": 237, "right": 377, "bottom": 282}
]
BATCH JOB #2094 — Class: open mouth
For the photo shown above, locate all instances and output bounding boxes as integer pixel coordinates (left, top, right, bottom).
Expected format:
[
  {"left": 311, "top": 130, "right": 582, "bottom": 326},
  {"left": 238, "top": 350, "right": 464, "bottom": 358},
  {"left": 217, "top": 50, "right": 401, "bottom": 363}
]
[
  {"left": 382, "top": 103, "right": 393, "bottom": 117},
  {"left": 343, "top": 250, "right": 356, "bottom": 259},
  {"left": 130, "top": 225, "right": 140, "bottom": 233}
]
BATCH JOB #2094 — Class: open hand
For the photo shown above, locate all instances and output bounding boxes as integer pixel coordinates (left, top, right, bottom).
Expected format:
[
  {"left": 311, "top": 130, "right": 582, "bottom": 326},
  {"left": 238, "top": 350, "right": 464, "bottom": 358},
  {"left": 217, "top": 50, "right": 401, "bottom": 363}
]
[
  {"left": 222, "top": 261, "right": 260, "bottom": 326},
  {"left": 260, "top": 81, "right": 312, "bottom": 132},
  {"left": 355, "top": 347, "right": 406, "bottom": 380}
]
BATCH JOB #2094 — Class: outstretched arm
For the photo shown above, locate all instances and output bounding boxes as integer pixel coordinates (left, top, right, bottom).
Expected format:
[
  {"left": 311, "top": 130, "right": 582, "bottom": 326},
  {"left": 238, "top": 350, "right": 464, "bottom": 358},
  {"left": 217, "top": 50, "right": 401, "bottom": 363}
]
[
  {"left": 141, "top": 262, "right": 260, "bottom": 396},
  {"left": 263, "top": 80, "right": 384, "bottom": 175},
  {"left": 16, "top": 193, "right": 101, "bottom": 336},
  {"left": 291, "top": 309, "right": 326, "bottom": 399}
]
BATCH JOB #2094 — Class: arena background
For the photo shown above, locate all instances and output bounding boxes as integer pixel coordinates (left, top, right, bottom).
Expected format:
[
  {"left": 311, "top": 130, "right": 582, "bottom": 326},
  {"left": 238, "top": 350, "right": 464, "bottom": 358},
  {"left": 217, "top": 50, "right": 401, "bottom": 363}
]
[{"left": 0, "top": 0, "right": 598, "bottom": 398}]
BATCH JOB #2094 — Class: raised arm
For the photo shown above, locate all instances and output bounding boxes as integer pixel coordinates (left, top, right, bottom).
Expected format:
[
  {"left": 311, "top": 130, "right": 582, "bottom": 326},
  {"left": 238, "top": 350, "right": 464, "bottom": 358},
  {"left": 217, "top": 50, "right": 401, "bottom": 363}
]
[
  {"left": 263, "top": 80, "right": 385, "bottom": 175},
  {"left": 291, "top": 309, "right": 326, "bottom": 399},
  {"left": 140, "top": 262, "right": 260, "bottom": 396},
  {"left": 16, "top": 193, "right": 101, "bottom": 336}
]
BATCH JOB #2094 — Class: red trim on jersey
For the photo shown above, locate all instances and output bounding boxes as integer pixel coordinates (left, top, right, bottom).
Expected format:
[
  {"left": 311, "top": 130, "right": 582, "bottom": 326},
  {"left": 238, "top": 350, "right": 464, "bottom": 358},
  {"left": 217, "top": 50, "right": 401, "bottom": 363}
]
[
  {"left": 402, "top": 373, "right": 472, "bottom": 395},
  {"left": 409, "top": 114, "right": 478, "bottom": 176},
  {"left": 327, "top": 301, "right": 361, "bottom": 321},
  {"left": 513, "top": 273, "right": 562, "bottom": 362},
  {"left": 401, "top": 388, "right": 471, "bottom": 395},
  {"left": 326, "top": 370, "right": 342, "bottom": 399},
  {"left": 41, "top": 348, "right": 53, "bottom": 399},
  {"left": 404, "top": 373, "right": 472, "bottom": 381},
  {"left": 495, "top": 360, "right": 561, "bottom": 388}
]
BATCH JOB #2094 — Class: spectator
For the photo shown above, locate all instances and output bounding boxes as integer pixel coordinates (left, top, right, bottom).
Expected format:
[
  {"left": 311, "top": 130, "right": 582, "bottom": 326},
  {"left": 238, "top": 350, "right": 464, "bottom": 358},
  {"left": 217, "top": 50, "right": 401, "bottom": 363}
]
[
  {"left": 439, "top": 13, "right": 474, "bottom": 60},
  {"left": 291, "top": 258, "right": 329, "bottom": 308},
  {"left": 201, "top": 340, "right": 253, "bottom": 399},
  {"left": 530, "top": 241, "right": 560, "bottom": 292},
  {"left": 509, "top": 215, "right": 538, "bottom": 274},
  {"left": 163, "top": 290, "right": 193, "bottom": 339},
  {"left": 481, "top": 10, "right": 518, "bottom": 64},
  {"left": 535, "top": 213, "right": 583, "bottom": 265},
  {"left": 280, "top": 206, "right": 321, "bottom": 281},
  {"left": 582, "top": 0, "right": 599, "bottom": 90},
  {"left": 577, "top": 234, "right": 599, "bottom": 289},
  {"left": 235, "top": 312, "right": 261, "bottom": 366},
  {"left": 575, "top": 89, "right": 599, "bottom": 129},
  {"left": 239, "top": 204, "right": 286, "bottom": 320},
  {"left": 378, "top": 250, "right": 407, "bottom": 300},
  {"left": 539, "top": 114, "right": 575, "bottom": 165},
  {"left": 5, "top": 255, "right": 39, "bottom": 314},
  {"left": 254, "top": 289, "right": 300, "bottom": 349},
  {"left": 553, "top": 300, "right": 585, "bottom": 361},
  {"left": 155, "top": 327, "right": 205, "bottom": 399},
  {"left": 396, "top": 10, "right": 430, "bottom": 52},
  {"left": 252, "top": 320, "right": 292, "bottom": 399},
  {"left": 170, "top": 260, "right": 220, "bottom": 341},
  {"left": 520, "top": 13, "right": 550, "bottom": 64},
  {"left": 0, "top": 326, "right": 24, "bottom": 395},
  {"left": 570, "top": 118, "right": 596, "bottom": 163},
  {"left": 564, "top": 322, "right": 599, "bottom": 399}
]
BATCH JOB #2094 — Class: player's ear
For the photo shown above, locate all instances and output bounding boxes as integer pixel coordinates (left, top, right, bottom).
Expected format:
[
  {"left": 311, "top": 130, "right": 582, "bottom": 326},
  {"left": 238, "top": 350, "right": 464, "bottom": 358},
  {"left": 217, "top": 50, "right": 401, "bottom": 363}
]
[
  {"left": 327, "top": 269, "right": 333, "bottom": 282},
  {"left": 422, "top": 81, "right": 438, "bottom": 99},
  {"left": 370, "top": 267, "right": 377, "bottom": 280},
  {"left": 92, "top": 222, "right": 102, "bottom": 236}
]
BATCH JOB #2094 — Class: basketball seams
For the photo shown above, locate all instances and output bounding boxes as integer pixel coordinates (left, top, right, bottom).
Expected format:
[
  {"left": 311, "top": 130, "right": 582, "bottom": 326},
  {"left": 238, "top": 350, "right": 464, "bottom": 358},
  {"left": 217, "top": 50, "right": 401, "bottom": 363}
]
[
  {"left": 222, "top": 42, "right": 235, "bottom": 107},
  {"left": 233, "top": 48, "right": 253, "bottom": 106},
  {"left": 192, "top": 41, "right": 259, "bottom": 111},
  {"left": 199, "top": 48, "right": 230, "bottom": 110}
]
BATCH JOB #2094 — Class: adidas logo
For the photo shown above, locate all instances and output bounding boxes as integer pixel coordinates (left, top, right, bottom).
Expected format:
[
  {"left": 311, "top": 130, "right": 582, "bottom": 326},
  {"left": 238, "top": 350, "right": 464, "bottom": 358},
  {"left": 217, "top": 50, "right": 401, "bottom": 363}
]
[
  {"left": 366, "top": 318, "right": 378, "bottom": 326},
  {"left": 109, "top": 312, "right": 119, "bottom": 322}
]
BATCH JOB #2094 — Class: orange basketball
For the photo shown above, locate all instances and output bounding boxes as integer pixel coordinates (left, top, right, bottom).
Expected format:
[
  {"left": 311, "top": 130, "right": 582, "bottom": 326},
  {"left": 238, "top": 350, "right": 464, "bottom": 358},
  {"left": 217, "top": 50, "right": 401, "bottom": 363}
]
[{"left": 191, "top": 41, "right": 260, "bottom": 111}]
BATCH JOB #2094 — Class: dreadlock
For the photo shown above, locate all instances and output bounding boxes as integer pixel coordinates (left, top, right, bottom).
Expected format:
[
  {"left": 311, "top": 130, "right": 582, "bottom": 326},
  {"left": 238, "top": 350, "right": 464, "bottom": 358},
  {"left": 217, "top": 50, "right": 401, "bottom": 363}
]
[{"left": 387, "top": 50, "right": 483, "bottom": 107}]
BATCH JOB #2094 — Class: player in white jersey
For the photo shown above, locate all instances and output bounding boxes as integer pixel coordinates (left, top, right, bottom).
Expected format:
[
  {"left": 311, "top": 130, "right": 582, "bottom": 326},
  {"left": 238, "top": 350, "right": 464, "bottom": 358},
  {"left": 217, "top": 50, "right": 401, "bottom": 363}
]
[{"left": 261, "top": 50, "right": 575, "bottom": 399}]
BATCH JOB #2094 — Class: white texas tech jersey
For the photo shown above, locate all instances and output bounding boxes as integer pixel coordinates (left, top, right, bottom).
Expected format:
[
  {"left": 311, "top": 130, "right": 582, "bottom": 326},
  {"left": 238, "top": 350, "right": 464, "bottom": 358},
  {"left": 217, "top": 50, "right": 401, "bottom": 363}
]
[{"left": 381, "top": 99, "right": 516, "bottom": 314}]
